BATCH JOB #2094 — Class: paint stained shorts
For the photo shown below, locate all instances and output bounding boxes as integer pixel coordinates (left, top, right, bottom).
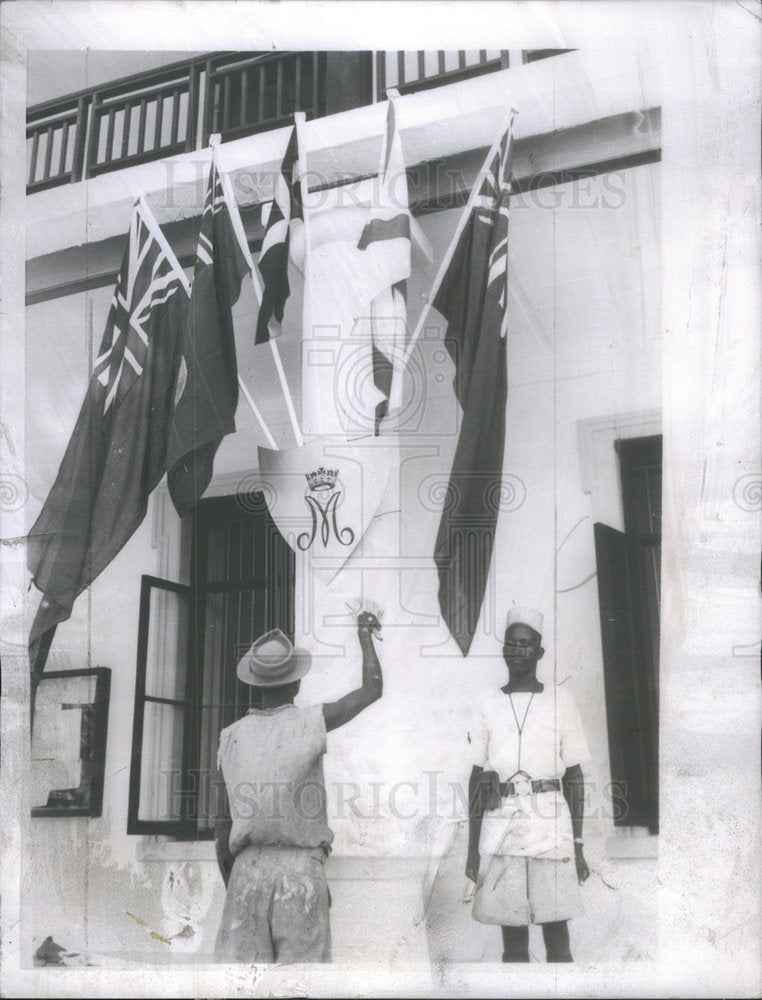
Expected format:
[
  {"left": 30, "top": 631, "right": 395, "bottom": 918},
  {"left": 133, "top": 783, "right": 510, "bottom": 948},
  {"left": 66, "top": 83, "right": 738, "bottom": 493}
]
[
  {"left": 472, "top": 853, "right": 583, "bottom": 926},
  {"left": 214, "top": 844, "right": 331, "bottom": 964}
]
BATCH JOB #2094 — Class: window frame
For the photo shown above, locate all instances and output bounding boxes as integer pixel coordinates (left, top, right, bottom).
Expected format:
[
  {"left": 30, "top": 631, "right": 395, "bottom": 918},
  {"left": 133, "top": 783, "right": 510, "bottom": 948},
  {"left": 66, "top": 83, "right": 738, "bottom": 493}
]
[
  {"left": 128, "top": 492, "right": 295, "bottom": 840},
  {"left": 127, "top": 574, "right": 196, "bottom": 838}
]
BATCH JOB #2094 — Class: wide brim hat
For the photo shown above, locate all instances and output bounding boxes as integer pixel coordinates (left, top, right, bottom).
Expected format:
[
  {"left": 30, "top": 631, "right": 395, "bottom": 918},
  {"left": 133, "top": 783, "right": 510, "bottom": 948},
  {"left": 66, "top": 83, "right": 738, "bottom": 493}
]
[
  {"left": 502, "top": 606, "right": 544, "bottom": 639},
  {"left": 236, "top": 629, "right": 312, "bottom": 687}
]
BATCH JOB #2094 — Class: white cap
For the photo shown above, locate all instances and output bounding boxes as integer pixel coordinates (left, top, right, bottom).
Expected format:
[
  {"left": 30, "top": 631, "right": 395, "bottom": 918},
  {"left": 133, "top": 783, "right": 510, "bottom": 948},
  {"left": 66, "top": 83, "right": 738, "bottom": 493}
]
[{"left": 504, "top": 606, "right": 544, "bottom": 637}]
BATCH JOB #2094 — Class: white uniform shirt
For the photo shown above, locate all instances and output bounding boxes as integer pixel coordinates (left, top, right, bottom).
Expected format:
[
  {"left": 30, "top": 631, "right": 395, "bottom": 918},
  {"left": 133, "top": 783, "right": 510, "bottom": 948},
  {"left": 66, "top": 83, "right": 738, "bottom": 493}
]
[{"left": 468, "top": 685, "right": 590, "bottom": 859}]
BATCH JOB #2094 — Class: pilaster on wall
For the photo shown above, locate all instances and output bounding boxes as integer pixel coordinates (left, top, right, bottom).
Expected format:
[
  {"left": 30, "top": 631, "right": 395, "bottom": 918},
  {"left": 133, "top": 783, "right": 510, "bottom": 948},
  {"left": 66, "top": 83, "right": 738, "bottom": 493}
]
[
  {"left": 577, "top": 409, "right": 662, "bottom": 530},
  {"left": 150, "top": 485, "right": 187, "bottom": 584}
]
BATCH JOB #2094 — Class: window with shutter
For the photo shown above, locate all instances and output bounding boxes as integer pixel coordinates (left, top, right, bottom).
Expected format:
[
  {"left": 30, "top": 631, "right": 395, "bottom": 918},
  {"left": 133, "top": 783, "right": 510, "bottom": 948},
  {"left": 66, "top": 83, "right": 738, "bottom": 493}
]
[{"left": 128, "top": 491, "right": 294, "bottom": 839}]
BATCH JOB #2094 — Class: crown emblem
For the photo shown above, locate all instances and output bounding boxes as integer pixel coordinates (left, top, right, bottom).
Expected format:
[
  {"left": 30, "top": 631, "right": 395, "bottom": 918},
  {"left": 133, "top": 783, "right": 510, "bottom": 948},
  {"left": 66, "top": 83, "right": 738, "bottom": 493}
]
[{"left": 305, "top": 467, "right": 338, "bottom": 492}]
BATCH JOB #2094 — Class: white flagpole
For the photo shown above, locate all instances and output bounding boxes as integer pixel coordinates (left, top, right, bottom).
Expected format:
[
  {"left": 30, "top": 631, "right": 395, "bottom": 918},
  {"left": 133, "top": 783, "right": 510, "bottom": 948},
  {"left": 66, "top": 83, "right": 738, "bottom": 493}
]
[
  {"left": 136, "top": 195, "right": 191, "bottom": 294},
  {"left": 214, "top": 136, "right": 304, "bottom": 449},
  {"left": 293, "top": 112, "right": 311, "bottom": 247},
  {"left": 200, "top": 141, "right": 278, "bottom": 451},
  {"left": 293, "top": 111, "right": 317, "bottom": 441},
  {"left": 385, "top": 89, "right": 433, "bottom": 264},
  {"left": 400, "top": 107, "right": 517, "bottom": 371},
  {"left": 375, "top": 92, "right": 412, "bottom": 421}
]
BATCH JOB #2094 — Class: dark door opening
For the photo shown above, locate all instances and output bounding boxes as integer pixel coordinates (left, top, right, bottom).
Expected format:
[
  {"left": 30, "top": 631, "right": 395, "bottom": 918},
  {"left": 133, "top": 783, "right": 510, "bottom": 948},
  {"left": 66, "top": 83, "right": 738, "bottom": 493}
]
[{"left": 594, "top": 434, "right": 661, "bottom": 835}]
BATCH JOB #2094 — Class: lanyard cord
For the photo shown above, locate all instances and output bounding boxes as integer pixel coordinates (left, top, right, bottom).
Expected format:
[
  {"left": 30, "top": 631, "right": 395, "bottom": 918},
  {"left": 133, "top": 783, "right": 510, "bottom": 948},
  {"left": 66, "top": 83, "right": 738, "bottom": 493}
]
[
  {"left": 508, "top": 691, "right": 535, "bottom": 774},
  {"left": 474, "top": 691, "right": 536, "bottom": 894}
]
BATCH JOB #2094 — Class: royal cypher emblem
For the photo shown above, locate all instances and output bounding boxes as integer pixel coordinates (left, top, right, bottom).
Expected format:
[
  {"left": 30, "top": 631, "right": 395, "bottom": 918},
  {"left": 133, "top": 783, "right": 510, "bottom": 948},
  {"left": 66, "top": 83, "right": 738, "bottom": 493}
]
[{"left": 297, "top": 467, "right": 356, "bottom": 551}]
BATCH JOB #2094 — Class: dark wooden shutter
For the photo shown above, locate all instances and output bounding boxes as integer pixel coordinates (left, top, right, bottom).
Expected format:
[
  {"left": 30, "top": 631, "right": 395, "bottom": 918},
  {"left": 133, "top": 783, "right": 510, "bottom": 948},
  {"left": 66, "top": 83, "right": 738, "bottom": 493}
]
[
  {"left": 618, "top": 435, "right": 662, "bottom": 675},
  {"left": 594, "top": 522, "right": 659, "bottom": 833}
]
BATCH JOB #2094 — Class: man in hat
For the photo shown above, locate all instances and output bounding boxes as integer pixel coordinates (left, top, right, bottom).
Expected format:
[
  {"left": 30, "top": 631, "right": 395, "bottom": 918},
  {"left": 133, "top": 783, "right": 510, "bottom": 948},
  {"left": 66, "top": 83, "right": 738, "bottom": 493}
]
[
  {"left": 213, "top": 609, "right": 382, "bottom": 964},
  {"left": 465, "top": 607, "right": 591, "bottom": 963}
]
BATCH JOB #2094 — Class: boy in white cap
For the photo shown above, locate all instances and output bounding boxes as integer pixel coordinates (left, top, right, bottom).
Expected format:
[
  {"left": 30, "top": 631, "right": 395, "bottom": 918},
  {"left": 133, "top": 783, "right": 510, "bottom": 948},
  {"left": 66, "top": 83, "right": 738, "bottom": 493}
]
[
  {"left": 465, "top": 606, "right": 590, "bottom": 962},
  {"left": 213, "top": 608, "right": 382, "bottom": 964}
]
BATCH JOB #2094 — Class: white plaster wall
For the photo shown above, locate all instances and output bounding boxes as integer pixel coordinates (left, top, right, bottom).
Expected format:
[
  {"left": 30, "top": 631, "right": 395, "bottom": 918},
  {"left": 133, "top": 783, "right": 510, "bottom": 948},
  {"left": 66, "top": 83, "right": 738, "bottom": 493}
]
[
  {"left": 22, "top": 289, "right": 191, "bottom": 958},
  {"left": 2, "top": 5, "right": 759, "bottom": 996},
  {"left": 19, "top": 158, "right": 661, "bottom": 962},
  {"left": 294, "top": 163, "right": 662, "bottom": 957}
]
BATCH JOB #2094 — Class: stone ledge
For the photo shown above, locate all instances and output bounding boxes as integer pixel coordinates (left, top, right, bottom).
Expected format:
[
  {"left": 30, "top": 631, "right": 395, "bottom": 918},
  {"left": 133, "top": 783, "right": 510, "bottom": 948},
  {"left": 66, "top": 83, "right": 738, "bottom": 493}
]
[
  {"left": 136, "top": 839, "right": 433, "bottom": 878},
  {"left": 606, "top": 832, "right": 658, "bottom": 859},
  {"left": 136, "top": 839, "right": 216, "bottom": 863}
]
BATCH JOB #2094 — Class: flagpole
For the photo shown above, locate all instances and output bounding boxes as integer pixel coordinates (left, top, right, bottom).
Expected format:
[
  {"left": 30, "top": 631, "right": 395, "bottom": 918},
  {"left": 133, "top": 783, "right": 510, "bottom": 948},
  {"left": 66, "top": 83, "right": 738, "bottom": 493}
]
[
  {"left": 293, "top": 112, "right": 311, "bottom": 255},
  {"left": 214, "top": 140, "right": 302, "bottom": 449},
  {"left": 136, "top": 195, "right": 191, "bottom": 294},
  {"left": 293, "top": 111, "right": 316, "bottom": 442},
  {"left": 261, "top": 121, "right": 306, "bottom": 447},
  {"left": 138, "top": 190, "right": 280, "bottom": 448},
  {"left": 385, "top": 89, "right": 433, "bottom": 265},
  {"left": 400, "top": 106, "right": 517, "bottom": 371}
]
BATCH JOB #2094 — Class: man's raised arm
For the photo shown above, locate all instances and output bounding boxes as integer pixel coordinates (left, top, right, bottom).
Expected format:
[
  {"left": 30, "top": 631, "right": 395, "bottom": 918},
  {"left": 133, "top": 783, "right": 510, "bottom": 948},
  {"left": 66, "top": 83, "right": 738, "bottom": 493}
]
[{"left": 323, "top": 610, "right": 383, "bottom": 733}]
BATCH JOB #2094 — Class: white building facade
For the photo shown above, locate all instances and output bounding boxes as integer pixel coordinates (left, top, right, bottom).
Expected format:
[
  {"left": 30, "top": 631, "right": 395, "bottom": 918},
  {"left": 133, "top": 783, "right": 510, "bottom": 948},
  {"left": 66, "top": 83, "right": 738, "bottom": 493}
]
[{"left": 2, "top": 17, "right": 759, "bottom": 993}]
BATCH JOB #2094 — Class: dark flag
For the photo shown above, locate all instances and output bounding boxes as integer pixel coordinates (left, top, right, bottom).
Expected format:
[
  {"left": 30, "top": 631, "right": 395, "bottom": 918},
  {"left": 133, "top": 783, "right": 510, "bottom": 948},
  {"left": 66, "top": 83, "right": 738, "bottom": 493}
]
[
  {"left": 255, "top": 126, "right": 301, "bottom": 344},
  {"left": 27, "top": 200, "right": 190, "bottom": 691},
  {"left": 432, "top": 120, "right": 515, "bottom": 655},
  {"left": 166, "top": 156, "right": 250, "bottom": 516}
]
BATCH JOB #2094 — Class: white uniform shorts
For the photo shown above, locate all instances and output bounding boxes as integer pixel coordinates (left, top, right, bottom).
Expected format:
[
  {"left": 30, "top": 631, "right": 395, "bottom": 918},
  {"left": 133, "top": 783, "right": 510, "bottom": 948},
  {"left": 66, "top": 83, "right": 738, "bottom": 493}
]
[{"left": 472, "top": 853, "right": 584, "bottom": 926}]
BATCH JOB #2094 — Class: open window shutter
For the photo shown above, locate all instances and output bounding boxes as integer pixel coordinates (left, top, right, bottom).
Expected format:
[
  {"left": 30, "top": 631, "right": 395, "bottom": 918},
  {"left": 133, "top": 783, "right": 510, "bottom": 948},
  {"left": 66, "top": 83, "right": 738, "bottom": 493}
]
[
  {"left": 128, "top": 575, "right": 195, "bottom": 837},
  {"left": 594, "top": 522, "right": 659, "bottom": 833}
]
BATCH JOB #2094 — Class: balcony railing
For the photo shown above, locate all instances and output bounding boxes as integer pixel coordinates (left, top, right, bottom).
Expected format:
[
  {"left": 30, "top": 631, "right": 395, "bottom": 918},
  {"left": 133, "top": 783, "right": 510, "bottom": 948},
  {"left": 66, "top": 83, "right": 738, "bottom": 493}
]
[
  {"left": 27, "top": 51, "right": 325, "bottom": 193},
  {"left": 374, "top": 49, "right": 573, "bottom": 98},
  {"left": 89, "top": 60, "right": 199, "bottom": 178},
  {"left": 376, "top": 50, "right": 510, "bottom": 96},
  {"left": 27, "top": 94, "right": 90, "bottom": 191},
  {"left": 27, "top": 50, "right": 569, "bottom": 193},
  {"left": 206, "top": 52, "right": 325, "bottom": 143}
]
